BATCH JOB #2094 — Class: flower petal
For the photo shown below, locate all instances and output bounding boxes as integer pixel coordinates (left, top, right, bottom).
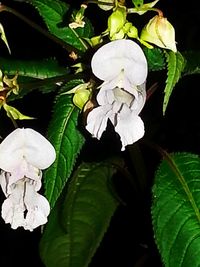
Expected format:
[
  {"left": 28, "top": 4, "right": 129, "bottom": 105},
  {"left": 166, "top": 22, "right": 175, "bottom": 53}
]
[
  {"left": 23, "top": 181, "right": 50, "bottom": 231},
  {"left": 1, "top": 180, "right": 26, "bottom": 229},
  {"left": 91, "top": 39, "right": 147, "bottom": 85},
  {"left": 115, "top": 106, "right": 145, "bottom": 150},
  {"left": 86, "top": 105, "right": 113, "bottom": 139},
  {"left": 130, "top": 82, "right": 146, "bottom": 114},
  {"left": 1, "top": 179, "right": 50, "bottom": 231},
  {"left": 0, "top": 128, "right": 56, "bottom": 172}
]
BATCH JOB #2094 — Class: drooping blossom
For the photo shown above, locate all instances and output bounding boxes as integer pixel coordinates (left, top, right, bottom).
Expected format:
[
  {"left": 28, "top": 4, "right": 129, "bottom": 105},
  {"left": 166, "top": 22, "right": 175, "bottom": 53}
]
[
  {"left": 0, "top": 128, "right": 56, "bottom": 231},
  {"left": 86, "top": 39, "right": 148, "bottom": 151}
]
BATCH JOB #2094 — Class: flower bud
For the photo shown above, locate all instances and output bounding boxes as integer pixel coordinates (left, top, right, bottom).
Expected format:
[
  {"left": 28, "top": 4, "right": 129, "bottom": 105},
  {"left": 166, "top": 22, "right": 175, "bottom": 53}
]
[
  {"left": 140, "top": 15, "right": 177, "bottom": 52},
  {"left": 127, "top": 25, "right": 138, "bottom": 38},
  {"left": 64, "top": 83, "right": 91, "bottom": 110},
  {"left": 108, "top": 6, "right": 126, "bottom": 40},
  {"left": 90, "top": 35, "right": 103, "bottom": 47},
  {"left": 73, "top": 88, "right": 91, "bottom": 110}
]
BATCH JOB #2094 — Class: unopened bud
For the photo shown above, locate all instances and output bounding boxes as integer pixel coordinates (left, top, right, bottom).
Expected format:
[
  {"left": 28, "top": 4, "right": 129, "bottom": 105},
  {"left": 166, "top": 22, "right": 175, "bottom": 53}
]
[
  {"left": 73, "top": 89, "right": 91, "bottom": 110},
  {"left": 90, "top": 35, "right": 103, "bottom": 47},
  {"left": 63, "top": 82, "right": 91, "bottom": 110},
  {"left": 127, "top": 25, "right": 138, "bottom": 38},
  {"left": 108, "top": 7, "right": 126, "bottom": 39},
  {"left": 140, "top": 15, "right": 177, "bottom": 52}
]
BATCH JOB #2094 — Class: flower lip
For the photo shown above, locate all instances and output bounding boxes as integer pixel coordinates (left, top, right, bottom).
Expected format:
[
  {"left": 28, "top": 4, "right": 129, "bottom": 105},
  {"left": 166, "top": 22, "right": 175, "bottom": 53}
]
[
  {"left": 0, "top": 128, "right": 56, "bottom": 172},
  {"left": 91, "top": 39, "right": 148, "bottom": 85}
]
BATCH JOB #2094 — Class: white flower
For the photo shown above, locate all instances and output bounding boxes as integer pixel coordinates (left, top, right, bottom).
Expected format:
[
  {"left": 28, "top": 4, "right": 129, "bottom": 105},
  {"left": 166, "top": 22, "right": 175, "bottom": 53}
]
[
  {"left": 0, "top": 128, "right": 56, "bottom": 231},
  {"left": 86, "top": 39, "right": 148, "bottom": 151}
]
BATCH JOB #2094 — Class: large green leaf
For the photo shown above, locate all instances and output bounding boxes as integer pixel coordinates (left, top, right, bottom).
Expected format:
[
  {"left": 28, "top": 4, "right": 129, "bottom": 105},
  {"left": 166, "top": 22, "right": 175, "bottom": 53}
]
[
  {"left": 152, "top": 152, "right": 200, "bottom": 267},
  {"left": 0, "top": 57, "right": 70, "bottom": 99},
  {"left": 27, "top": 0, "right": 93, "bottom": 52},
  {"left": 0, "top": 57, "right": 68, "bottom": 78},
  {"left": 43, "top": 80, "right": 85, "bottom": 208},
  {"left": 143, "top": 47, "right": 166, "bottom": 71},
  {"left": 163, "top": 51, "right": 185, "bottom": 115},
  {"left": 40, "top": 162, "right": 119, "bottom": 267}
]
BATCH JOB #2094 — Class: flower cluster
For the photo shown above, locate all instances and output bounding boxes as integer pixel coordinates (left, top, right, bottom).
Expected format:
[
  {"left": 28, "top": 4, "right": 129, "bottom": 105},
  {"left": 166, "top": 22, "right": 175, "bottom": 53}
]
[
  {"left": 0, "top": 128, "right": 56, "bottom": 231},
  {"left": 86, "top": 39, "right": 148, "bottom": 151}
]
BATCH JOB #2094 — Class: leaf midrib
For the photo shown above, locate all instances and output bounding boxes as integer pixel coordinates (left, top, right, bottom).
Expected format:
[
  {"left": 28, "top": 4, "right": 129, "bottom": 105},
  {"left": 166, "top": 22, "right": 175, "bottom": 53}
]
[{"left": 166, "top": 153, "right": 200, "bottom": 223}]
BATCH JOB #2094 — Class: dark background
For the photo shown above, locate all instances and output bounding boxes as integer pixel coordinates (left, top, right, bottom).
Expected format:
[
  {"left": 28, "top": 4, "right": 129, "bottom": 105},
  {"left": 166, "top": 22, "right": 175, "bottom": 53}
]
[{"left": 0, "top": 0, "right": 200, "bottom": 266}]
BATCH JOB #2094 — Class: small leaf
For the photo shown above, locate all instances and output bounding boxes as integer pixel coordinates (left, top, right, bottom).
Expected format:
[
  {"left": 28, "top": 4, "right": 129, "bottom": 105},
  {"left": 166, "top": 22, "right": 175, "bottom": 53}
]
[
  {"left": 40, "top": 162, "right": 119, "bottom": 267},
  {"left": 143, "top": 47, "right": 166, "bottom": 71},
  {"left": 163, "top": 51, "right": 185, "bottom": 115},
  {"left": 152, "top": 152, "right": 200, "bottom": 267},
  {"left": 0, "top": 23, "right": 11, "bottom": 54},
  {"left": 43, "top": 80, "right": 85, "bottom": 208},
  {"left": 27, "top": 0, "right": 93, "bottom": 52}
]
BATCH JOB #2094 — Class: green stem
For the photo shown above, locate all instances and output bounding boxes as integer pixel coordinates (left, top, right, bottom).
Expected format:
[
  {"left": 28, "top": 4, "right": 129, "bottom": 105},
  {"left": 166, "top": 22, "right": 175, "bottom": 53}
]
[
  {"left": 0, "top": 4, "right": 82, "bottom": 54},
  {"left": 70, "top": 28, "right": 88, "bottom": 51},
  {"left": 127, "top": 7, "right": 163, "bottom": 16}
]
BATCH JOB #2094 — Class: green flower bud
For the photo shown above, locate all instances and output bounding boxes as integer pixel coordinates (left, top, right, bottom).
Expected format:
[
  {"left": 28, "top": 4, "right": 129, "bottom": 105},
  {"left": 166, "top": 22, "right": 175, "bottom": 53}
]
[
  {"left": 140, "top": 15, "right": 177, "bottom": 52},
  {"left": 108, "top": 6, "right": 126, "bottom": 39},
  {"left": 73, "top": 89, "right": 91, "bottom": 110},
  {"left": 127, "top": 25, "right": 138, "bottom": 38},
  {"left": 111, "top": 28, "right": 125, "bottom": 40},
  {"left": 63, "top": 82, "right": 91, "bottom": 110},
  {"left": 123, "top": 22, "right": 132, "bottom": 33},
  {"left": 90, "top": 35, "right": 103, "bottom": 47}
]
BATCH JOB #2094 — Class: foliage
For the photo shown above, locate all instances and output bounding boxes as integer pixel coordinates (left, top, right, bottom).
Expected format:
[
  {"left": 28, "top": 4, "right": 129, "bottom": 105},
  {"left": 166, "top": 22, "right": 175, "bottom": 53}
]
[
  {"left": 40, "top": 162, "right": 119, "bottom": 267},
  {"left": 0, "top": 0, "right": 200, "bottom": 267},
  {"left": 152, "top": 153, "right": 200, "bottom": 267}
]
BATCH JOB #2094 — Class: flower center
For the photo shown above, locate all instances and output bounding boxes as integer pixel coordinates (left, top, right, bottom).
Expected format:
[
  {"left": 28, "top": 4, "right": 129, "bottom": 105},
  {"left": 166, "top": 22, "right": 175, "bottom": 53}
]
[{"left": 113, "top": 87, "right": 134, "bottom": 106}]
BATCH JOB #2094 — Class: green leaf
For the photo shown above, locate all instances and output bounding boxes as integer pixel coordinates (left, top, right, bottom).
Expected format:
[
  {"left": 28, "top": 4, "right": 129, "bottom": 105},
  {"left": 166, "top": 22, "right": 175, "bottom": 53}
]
[
  {"left": 0, "top": 57, "right": 68, "bottom": 78},
  {"left": 0, "top": 57, "right": 69, "bottom": 99},
  {"left": 43, "top": 80, "right": 85, "bottom": 208},
  {"left": 163, "top": 51, "right": 185, "bottom": 115},
  {"left": 0, "top": 23, "right": 11, "bottom": 54},
  {"left": 40, "top": 162, "right": 119, "bottom": 267},
  {"left": 27, "top": 0, "right": 93, "bottom": 52},
  {"left": 143, "top": 48, "right": 166, "bottom": 71},
  {"left": 182, "top": 50, "right": 200, "bottom": 76},
  {"left": 152, "top": 152, "right": 200, "bottom": 267}
]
